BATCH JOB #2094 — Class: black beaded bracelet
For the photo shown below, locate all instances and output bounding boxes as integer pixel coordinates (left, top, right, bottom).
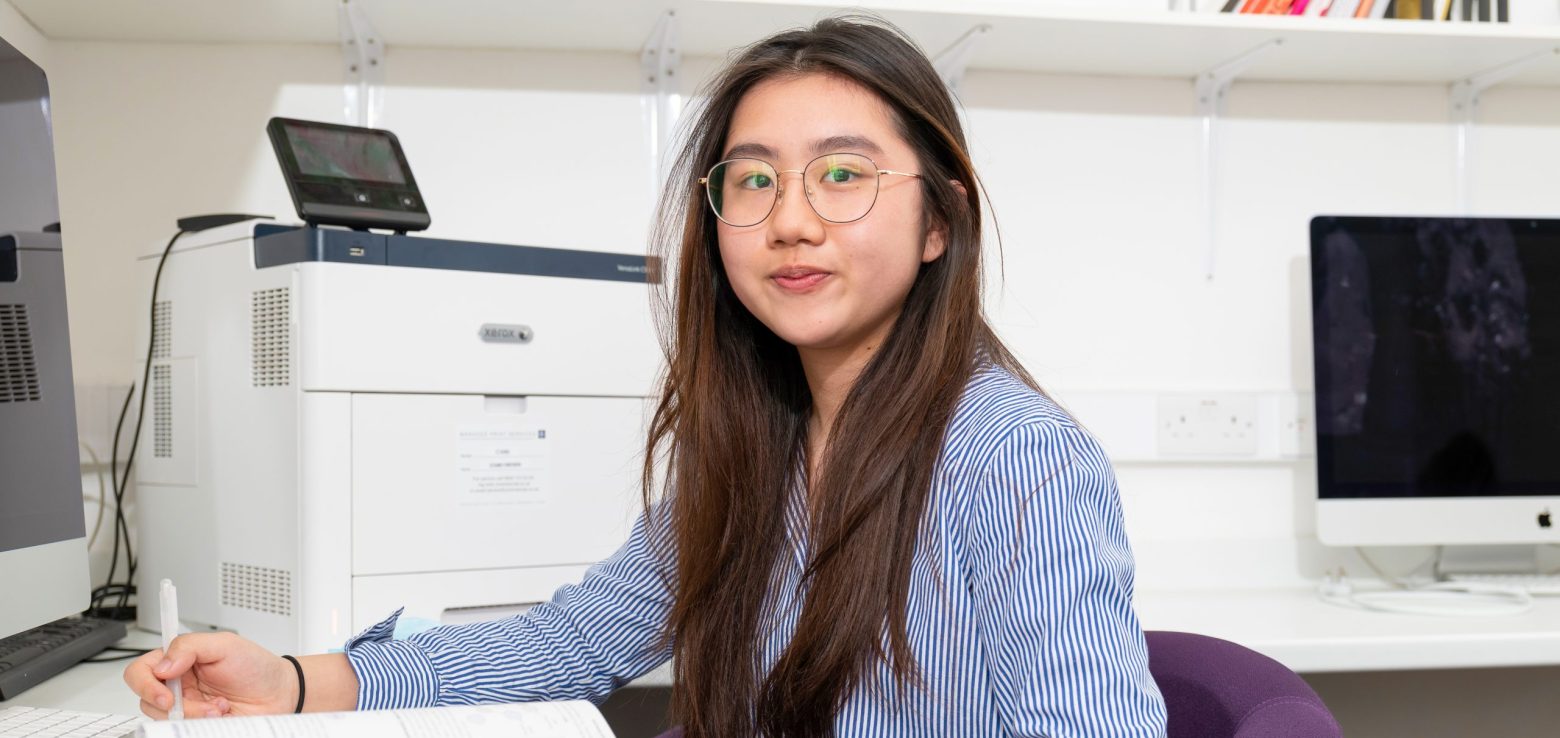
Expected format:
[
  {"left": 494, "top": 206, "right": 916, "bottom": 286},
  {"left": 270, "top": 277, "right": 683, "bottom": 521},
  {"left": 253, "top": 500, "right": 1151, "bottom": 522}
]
[{"left": 281, "top": 654, "right": 305, "bottom": 714}]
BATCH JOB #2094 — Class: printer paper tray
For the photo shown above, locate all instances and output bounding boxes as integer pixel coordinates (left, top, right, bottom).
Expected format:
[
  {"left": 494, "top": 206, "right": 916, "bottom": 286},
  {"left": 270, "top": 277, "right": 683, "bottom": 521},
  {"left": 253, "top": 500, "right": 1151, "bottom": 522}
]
[{"left": 350, "top": 564, "right": 593, "bottom": 638}]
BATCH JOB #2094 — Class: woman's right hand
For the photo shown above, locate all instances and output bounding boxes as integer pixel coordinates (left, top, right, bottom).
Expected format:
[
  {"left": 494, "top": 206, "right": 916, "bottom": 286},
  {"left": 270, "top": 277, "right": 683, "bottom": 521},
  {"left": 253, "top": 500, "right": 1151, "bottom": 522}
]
[{"left": 124, "top": 632, "right": 298, "bottom": 719}]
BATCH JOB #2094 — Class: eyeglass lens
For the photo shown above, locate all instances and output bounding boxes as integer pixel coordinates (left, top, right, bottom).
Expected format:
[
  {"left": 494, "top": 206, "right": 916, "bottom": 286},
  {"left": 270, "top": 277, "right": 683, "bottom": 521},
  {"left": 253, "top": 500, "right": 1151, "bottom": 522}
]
[{"left": 705, "top": 153, "right": 880, "bottom": 227}]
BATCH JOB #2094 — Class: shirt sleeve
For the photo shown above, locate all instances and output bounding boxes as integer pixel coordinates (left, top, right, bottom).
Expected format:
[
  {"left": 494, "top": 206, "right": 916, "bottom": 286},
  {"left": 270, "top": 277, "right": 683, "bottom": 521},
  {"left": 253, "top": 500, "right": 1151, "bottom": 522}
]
[
  {"left": 964, "top": 419, "right": 1168, "bottom": 738},
  {"left": 344, "top": 503, "right": 676, "bottom": 710}
]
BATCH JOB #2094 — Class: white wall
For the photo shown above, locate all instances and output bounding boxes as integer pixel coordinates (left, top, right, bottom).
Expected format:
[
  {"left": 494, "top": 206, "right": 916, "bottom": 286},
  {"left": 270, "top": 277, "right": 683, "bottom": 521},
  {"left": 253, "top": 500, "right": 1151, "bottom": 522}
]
[
  {"left": 959, "top": 69, "right": 1560, "bottom": 591},
  {"left": 0, "top": 0, "right": 46, "bottom": 70},
  {"left": 48, "top": 42, "right": 661, "bottom": 386},
  {"left": 33, "top": 35, "right": 1560, "bottom": 737}
]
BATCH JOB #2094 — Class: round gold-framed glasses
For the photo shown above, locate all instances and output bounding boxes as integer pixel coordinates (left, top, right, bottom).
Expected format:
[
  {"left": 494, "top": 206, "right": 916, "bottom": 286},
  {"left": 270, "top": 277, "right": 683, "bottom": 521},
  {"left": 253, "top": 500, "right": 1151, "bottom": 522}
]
[{"left": 698, "top": 152, "right": 922, "bottom": 227}]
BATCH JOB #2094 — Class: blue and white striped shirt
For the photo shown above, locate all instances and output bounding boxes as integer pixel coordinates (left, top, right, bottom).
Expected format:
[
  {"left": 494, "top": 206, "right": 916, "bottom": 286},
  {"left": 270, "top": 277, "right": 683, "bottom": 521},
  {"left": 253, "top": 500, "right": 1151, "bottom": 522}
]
[{"left": 345, "top": 365, "right": 1168, "bottom": 736}]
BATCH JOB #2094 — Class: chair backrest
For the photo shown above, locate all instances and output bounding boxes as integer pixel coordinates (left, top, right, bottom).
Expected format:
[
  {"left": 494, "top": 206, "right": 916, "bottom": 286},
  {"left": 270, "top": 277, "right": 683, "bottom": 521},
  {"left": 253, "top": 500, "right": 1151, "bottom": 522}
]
[{"left": 1146, "top": 630, "right": 1342, "bottom": 738}]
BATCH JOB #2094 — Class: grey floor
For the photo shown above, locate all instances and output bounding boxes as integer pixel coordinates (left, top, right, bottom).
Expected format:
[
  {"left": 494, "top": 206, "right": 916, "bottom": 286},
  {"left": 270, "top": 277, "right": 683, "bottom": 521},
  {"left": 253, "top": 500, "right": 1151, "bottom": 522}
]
[{"left": 598, "top": 687, "right": 673, "bottom": 738}]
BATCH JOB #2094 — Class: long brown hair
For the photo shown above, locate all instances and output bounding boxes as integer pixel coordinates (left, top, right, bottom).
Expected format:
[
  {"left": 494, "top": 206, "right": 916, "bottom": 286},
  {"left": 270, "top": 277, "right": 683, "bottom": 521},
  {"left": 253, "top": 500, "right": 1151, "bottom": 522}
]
[{"left": 642, "top": 16, "right": 1035, "bottom": 738}]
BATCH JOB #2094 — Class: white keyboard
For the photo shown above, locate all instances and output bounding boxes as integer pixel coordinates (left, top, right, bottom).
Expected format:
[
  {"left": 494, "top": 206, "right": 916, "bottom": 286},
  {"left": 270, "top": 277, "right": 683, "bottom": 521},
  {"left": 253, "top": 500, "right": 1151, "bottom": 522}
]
[
  {"left": 1444, "top": 573, "right": 1560, "bottom": 596},
  {"left": 0, "top": 706, "right": 143, "bottom": 737}
]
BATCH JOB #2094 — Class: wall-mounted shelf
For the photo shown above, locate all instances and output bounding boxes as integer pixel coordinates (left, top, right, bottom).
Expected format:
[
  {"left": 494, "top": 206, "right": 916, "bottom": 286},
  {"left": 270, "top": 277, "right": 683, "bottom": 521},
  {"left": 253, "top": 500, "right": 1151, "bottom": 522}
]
[{"left": 11, "top": 0, "right": 1560, "bottom": 85}]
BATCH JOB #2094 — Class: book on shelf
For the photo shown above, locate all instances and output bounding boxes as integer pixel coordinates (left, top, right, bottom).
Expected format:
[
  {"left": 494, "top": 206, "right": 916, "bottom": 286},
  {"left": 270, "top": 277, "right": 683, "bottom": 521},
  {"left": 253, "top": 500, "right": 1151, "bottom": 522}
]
[
  {"left": 1221, "top": 0, "right": 1513, "bottom": 19},
  {"left": 1328, "top": 0, "right": 1362, "bottom": 16},
  {"left": 1453, "top": 0, "right": 1493, "bottom": 21},
  {"left": 1464, "top": 0, "right": 1506, "bottom": 22},
  {"left": 133, "top": 701, "right": 617, "bottom": 738}
]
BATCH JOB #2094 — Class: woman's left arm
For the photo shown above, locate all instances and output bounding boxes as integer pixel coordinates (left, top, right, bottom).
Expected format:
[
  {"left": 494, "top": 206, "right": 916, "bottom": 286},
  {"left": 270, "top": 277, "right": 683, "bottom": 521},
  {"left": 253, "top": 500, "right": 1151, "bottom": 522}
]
[{"left": 964, "top": 419, "right": 1168, "bottom": 738}]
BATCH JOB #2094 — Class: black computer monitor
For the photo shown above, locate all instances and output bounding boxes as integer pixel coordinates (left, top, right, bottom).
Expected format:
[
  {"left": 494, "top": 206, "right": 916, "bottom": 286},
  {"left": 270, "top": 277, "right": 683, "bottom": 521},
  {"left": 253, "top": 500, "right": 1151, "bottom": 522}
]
[
  {"left": 1311, "top": 215, "right": 1560, "bottom": 548},
  {"left": 0, "top": 33, "right": 91, "bottom": 639}
]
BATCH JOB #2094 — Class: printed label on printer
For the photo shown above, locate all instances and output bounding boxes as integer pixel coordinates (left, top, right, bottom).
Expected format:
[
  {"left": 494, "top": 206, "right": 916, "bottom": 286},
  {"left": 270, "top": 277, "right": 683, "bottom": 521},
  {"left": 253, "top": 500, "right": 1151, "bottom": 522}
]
[
  {"left": 478, "top": 323, "right": 533, "bottom": 343},
  {"left": 456, "top": 424, "right": 551, "bottom": 506}
]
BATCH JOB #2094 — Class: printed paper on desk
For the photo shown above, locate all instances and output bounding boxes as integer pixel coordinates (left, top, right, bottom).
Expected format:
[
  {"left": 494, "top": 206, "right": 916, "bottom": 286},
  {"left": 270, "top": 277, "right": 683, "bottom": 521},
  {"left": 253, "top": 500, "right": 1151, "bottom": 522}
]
[
  {"left": 134, "top": 700, "right": 615, "bottom": 738},
  {"left": 456, "top": 423, "right": 552, "bottom": 507}
]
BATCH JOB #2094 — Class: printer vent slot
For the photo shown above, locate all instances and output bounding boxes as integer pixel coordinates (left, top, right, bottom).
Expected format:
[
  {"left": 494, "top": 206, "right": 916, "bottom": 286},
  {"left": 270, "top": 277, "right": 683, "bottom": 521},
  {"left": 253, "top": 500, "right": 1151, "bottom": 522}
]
[
  {"left": 152, "top": 301, "right": 172, "bottom": 359},
  {"left": 251, "top": 288, "right": 291, "bottom": 387},
  {"left": 0, "top": 304, "right": 41, "bottom": 403},
  {"left": 221, "top": 562, "right": 292, "bottom": 616},
  {"left": 152, "top": 364, "right": 172, "bottom": 458}
]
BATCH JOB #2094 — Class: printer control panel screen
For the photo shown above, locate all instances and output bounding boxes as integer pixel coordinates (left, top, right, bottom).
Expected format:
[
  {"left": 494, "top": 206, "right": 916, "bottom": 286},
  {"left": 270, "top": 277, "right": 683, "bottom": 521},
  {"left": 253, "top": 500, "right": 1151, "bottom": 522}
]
[
  {"left": 285, "top": 123, "right": 407, "bottom": 184},
  {"left": 267, "top": 116, "right": 431, "bottom": 231}
]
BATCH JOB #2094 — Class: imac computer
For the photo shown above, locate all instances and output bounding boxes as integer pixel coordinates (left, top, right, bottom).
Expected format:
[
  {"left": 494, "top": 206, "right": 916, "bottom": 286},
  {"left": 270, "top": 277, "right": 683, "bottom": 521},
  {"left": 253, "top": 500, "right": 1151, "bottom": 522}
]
[
  {"left": 1311, "top": 216, "right": 1560, "bottom": 574},
  {"left": 0, "top": 32, "right": 93, "bottom": 640},
  {"left": 1, "top": 31, "right": 134, "bottom": 714}
]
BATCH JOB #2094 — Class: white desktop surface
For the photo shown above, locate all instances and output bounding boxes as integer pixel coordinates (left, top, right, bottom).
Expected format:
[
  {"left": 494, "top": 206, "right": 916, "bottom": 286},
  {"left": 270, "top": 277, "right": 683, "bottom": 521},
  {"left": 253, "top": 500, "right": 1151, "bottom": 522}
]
[
  {"left": 5, "top": 588, "right": 1560, "bottom": 718},
  {"left": 1136, "top": 587, "right": 1560, "bottom": 673}
]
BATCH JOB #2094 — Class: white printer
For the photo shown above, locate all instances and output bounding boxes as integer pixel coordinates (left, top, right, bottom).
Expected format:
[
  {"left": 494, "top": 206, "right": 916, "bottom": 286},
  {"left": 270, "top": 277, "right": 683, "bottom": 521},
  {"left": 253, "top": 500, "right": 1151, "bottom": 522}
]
[{"left": 132, "top": 218, "right": 661, "bottom": 655}]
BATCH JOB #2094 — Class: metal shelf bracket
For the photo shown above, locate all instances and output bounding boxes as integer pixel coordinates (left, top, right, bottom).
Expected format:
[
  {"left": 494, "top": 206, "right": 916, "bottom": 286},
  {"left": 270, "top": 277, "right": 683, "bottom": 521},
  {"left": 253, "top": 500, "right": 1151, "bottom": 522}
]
[
  {"left": 337, "top": 0, "right": 385, "bottom": 128},
  {"left": 641, "top": 9, "right": 682, "bottom": 196},
  {"left": 1450, "top": 47, "right": 1560, "bottom": 213},
  {"left": 1196, "top": 38, "right": 1282, "bottom": 281},
  {"left": 933, "top": 24, "right": 992, "bottom": 96}
]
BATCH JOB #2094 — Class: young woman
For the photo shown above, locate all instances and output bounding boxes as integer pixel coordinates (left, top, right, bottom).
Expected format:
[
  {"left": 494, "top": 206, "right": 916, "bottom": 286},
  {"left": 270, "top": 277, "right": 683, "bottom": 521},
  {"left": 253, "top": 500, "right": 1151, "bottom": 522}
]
[{"left": 126, "top": 17, "right": 1167, "bottom": 737}]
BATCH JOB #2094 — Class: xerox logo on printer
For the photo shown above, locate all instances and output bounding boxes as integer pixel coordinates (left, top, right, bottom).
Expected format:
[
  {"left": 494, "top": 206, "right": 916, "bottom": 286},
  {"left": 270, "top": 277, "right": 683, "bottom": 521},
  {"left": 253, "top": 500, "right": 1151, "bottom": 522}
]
[{"left": 478, "top": 324, "right": 533, "bottom": 343}]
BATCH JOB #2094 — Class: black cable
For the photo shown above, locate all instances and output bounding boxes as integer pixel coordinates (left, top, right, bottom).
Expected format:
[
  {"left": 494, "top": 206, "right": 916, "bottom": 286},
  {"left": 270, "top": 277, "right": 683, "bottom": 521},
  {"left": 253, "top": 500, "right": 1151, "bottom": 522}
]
[
  {"left": 92, "top": 384, "right": 136, "bottom": 617},
  {"left": 116, "top": 229, "right": 189, "bottom": 609},
  {"left": 90, "top": 585, "right": 132, "bottom": 607},
  {"left": 109, "top": 384, "right": 134, "bottom": 585},
  {"left": 92, "top": 229, "right": 187, "bottom": 618}
]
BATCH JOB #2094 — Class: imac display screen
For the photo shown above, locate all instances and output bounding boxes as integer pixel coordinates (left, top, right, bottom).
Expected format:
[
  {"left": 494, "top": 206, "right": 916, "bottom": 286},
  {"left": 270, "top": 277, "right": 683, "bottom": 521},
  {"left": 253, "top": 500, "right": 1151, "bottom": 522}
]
[{"left": 1312, "top": 217, "right": 1560, "bottom": 499}]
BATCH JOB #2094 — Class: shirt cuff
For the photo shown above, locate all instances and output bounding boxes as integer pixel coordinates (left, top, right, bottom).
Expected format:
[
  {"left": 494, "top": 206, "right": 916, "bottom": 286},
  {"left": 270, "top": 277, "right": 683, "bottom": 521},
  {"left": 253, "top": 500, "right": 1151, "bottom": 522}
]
[{"left": 343, "top": 607, "right": 442, "bottom": 710}]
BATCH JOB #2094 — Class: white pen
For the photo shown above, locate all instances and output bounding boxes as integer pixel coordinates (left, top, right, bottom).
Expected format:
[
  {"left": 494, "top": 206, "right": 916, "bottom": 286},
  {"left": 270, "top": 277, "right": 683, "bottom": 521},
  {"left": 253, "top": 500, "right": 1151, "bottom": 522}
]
[{"left": 158, "top": 579, "right": 184, "bottom": 720}]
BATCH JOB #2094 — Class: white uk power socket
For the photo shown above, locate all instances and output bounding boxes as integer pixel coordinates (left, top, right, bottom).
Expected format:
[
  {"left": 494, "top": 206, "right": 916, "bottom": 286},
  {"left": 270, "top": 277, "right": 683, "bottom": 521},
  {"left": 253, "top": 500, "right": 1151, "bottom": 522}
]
[{"left": 1157, "top": 394, "right": 1259, "bottom": 456}]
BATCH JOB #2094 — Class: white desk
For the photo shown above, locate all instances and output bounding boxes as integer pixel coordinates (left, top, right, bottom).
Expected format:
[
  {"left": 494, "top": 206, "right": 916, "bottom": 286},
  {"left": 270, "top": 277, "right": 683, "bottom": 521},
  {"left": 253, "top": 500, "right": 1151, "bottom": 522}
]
[
  {"left": 1135, "top": 587, "right": 1560, "bottom": 673},
  {"left": 7, "top": 589, "right": 1560, "bottom": 716}
]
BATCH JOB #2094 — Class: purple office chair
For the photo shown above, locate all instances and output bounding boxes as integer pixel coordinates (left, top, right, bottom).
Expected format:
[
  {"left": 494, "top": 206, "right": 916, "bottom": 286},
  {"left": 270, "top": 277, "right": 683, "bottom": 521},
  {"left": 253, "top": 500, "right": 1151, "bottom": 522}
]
[
  {"left": 1147, "top": 630, "right": 1342, "bottom": 738},
  {"left": 652, "top": 631, "right": 1340, "bottom": 738}
]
